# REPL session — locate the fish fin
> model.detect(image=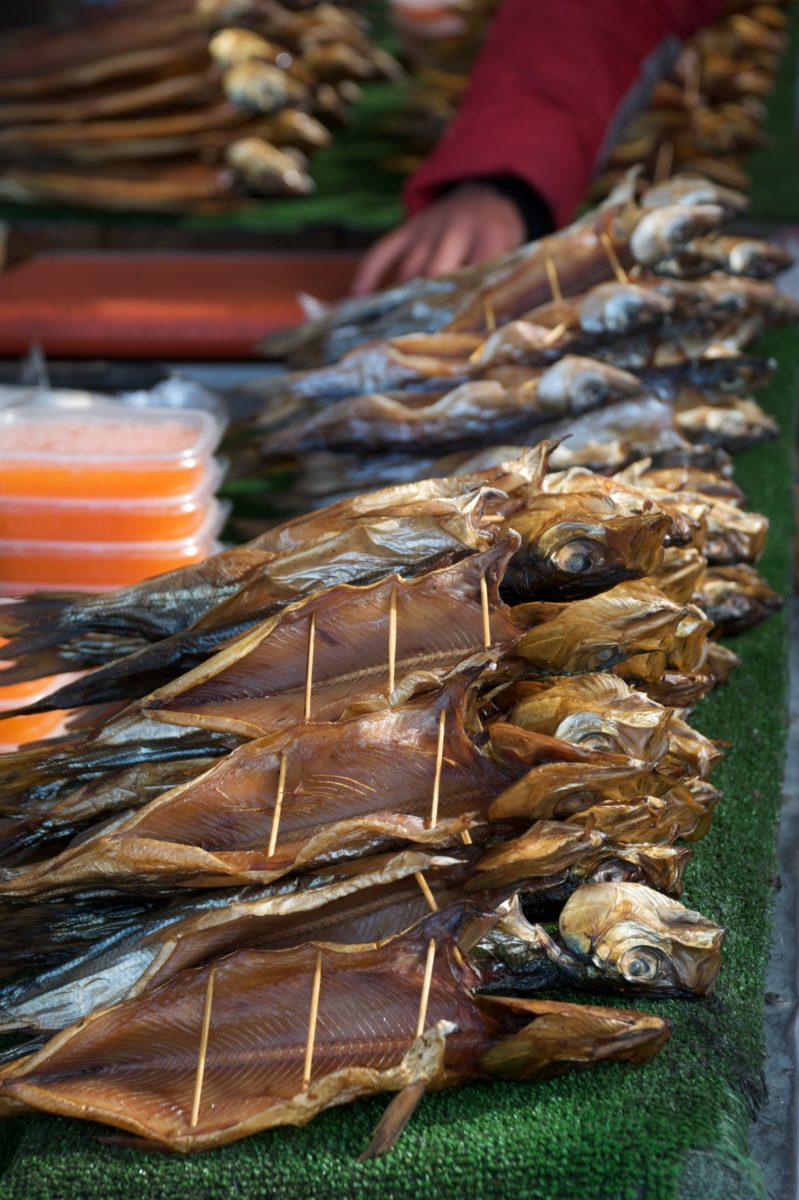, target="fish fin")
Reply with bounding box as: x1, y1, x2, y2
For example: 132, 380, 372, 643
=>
297, 291, 330, 323
0, 592, 80, 639
358, 1079, 427, 1161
